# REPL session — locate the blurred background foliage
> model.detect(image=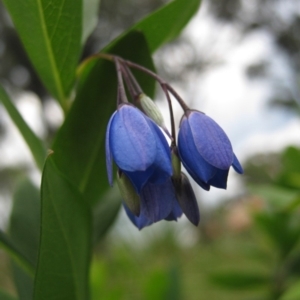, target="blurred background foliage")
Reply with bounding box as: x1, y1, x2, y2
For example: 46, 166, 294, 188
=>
0, 0, 300, 299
